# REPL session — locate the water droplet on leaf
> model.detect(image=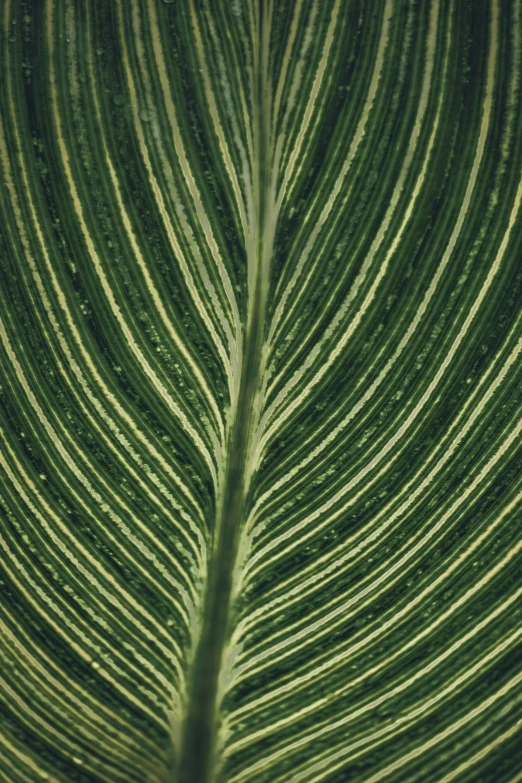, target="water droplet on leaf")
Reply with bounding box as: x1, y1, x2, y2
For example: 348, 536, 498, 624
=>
139, 107, 156, 122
